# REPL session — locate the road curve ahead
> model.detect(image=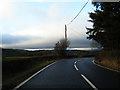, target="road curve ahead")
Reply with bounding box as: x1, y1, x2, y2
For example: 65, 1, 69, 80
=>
16, 57, 120, 89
